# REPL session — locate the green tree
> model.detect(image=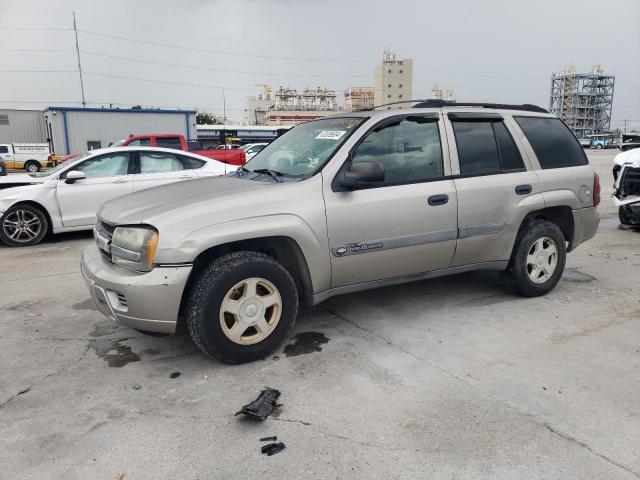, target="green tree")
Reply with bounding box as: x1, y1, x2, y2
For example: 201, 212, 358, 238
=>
131, 105, 143, 110
196, 112, 221, 125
